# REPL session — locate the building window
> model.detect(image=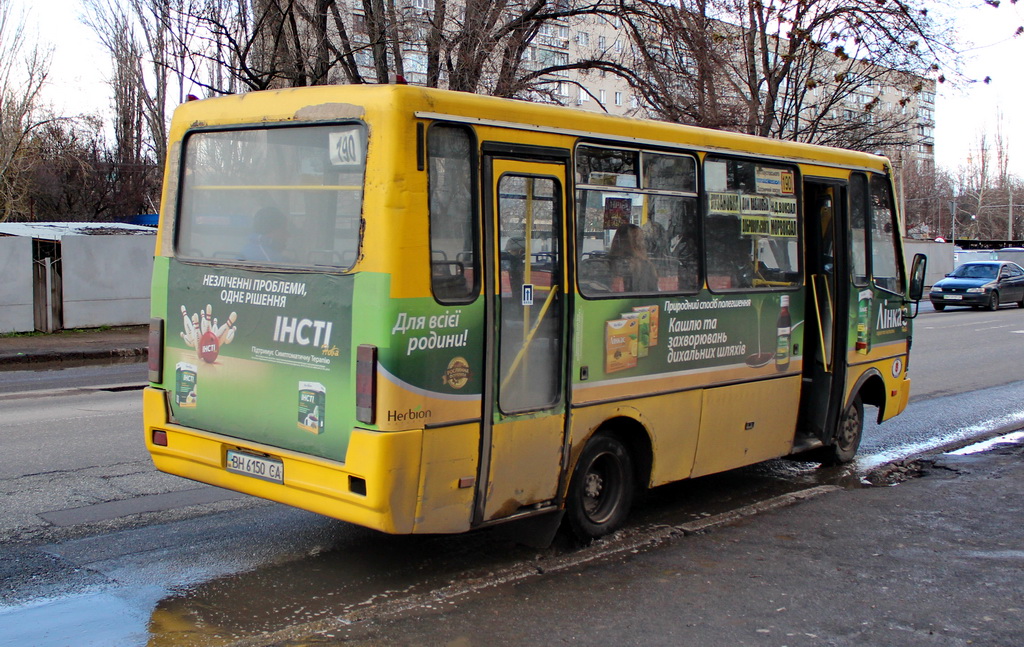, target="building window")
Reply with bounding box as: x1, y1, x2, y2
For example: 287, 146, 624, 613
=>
614, 91, 622, 106
577, 31, 589, 46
